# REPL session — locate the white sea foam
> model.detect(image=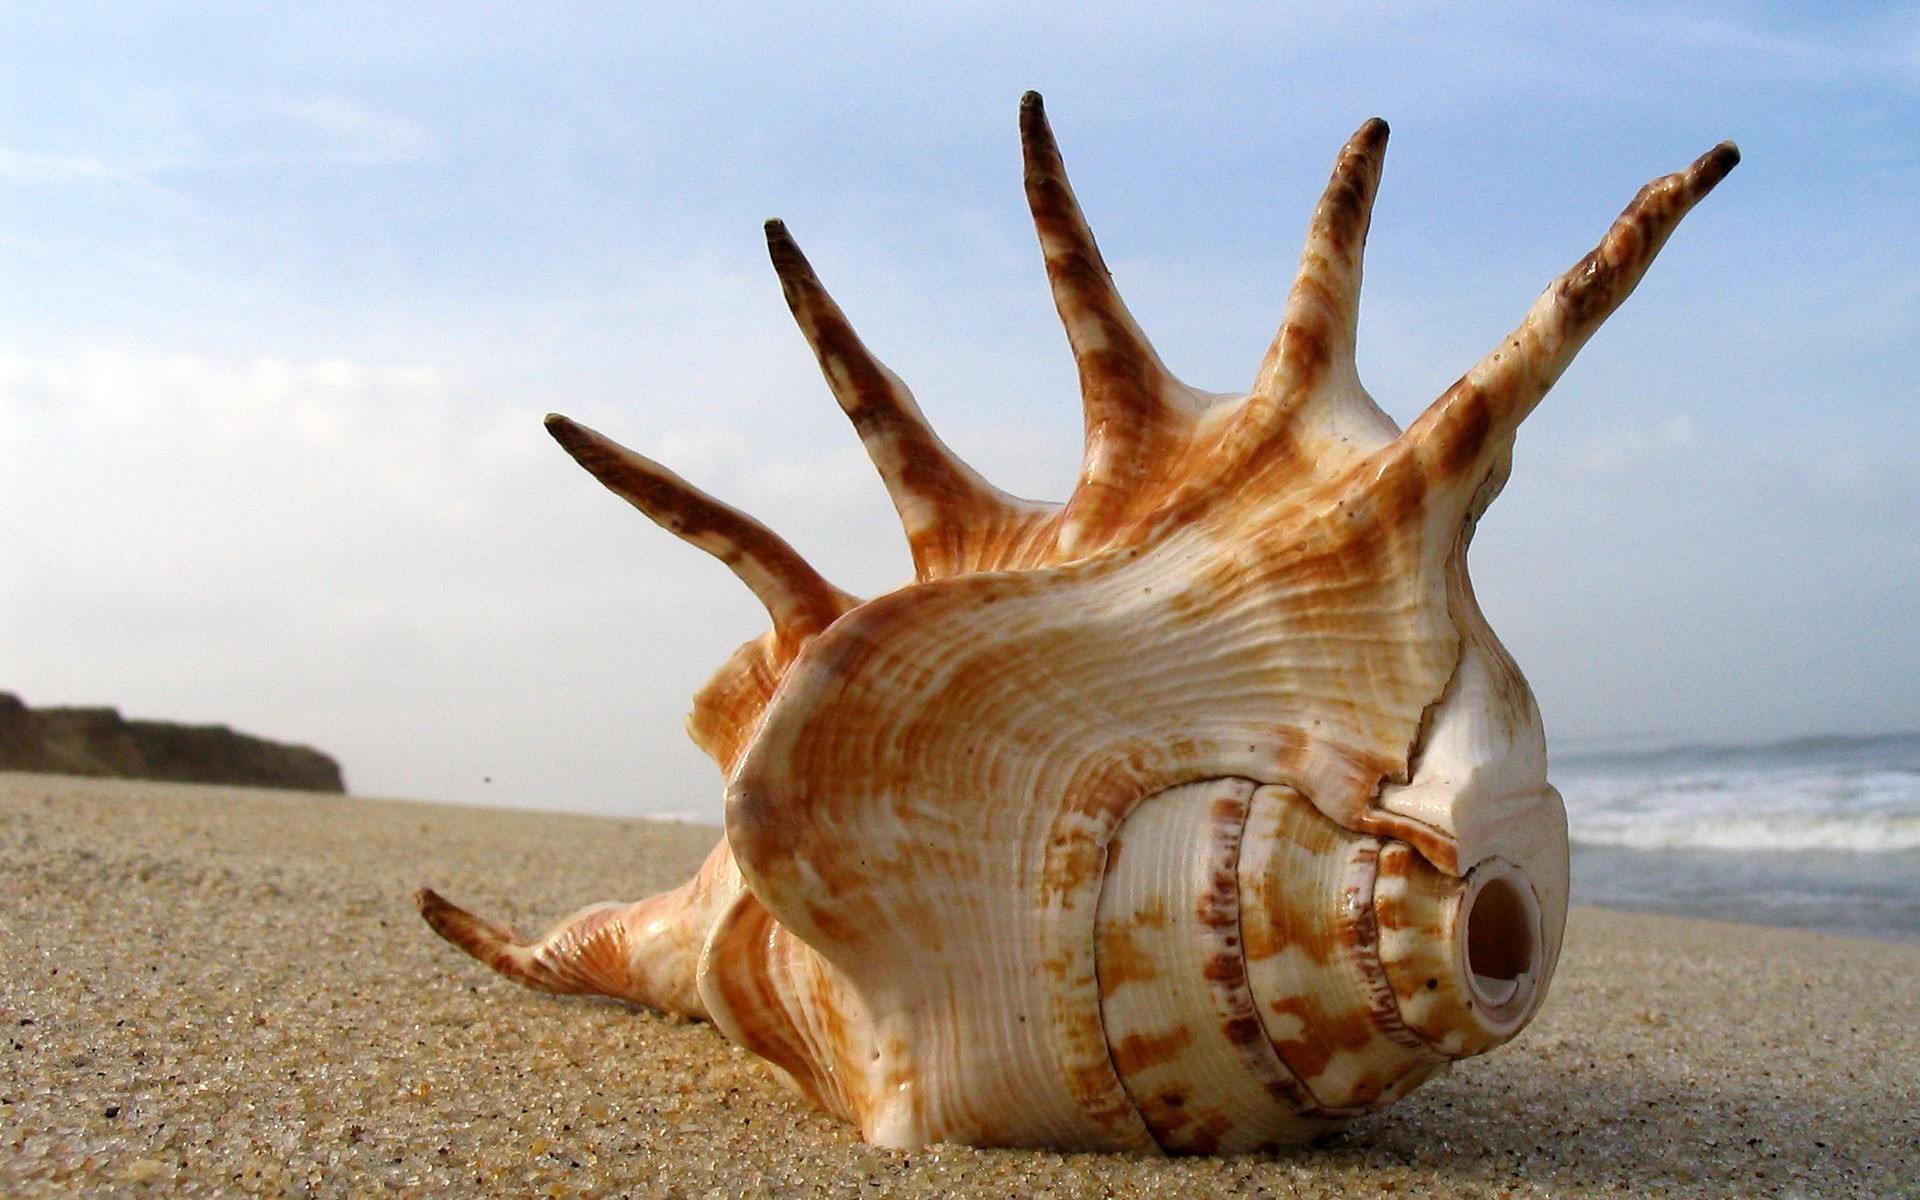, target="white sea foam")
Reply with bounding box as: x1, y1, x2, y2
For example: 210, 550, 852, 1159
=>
1554, 733, 1920, 853
1569, 811, 1920, 852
